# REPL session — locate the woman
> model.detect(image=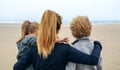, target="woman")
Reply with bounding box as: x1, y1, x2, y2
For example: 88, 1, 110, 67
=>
14, 10, 102, 70
66, 16, 102, 70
